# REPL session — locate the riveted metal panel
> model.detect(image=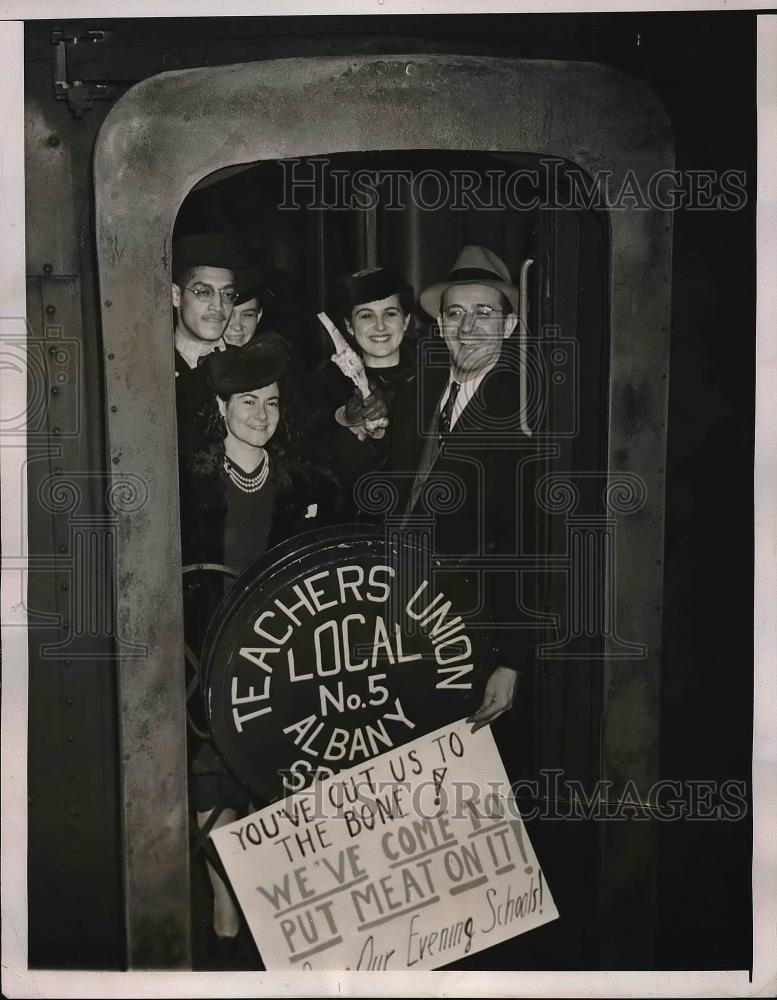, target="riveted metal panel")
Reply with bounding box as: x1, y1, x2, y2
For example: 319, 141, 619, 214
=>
94, 54, 672, 967
26, 272, 125, 967
24, 99, 80, 277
